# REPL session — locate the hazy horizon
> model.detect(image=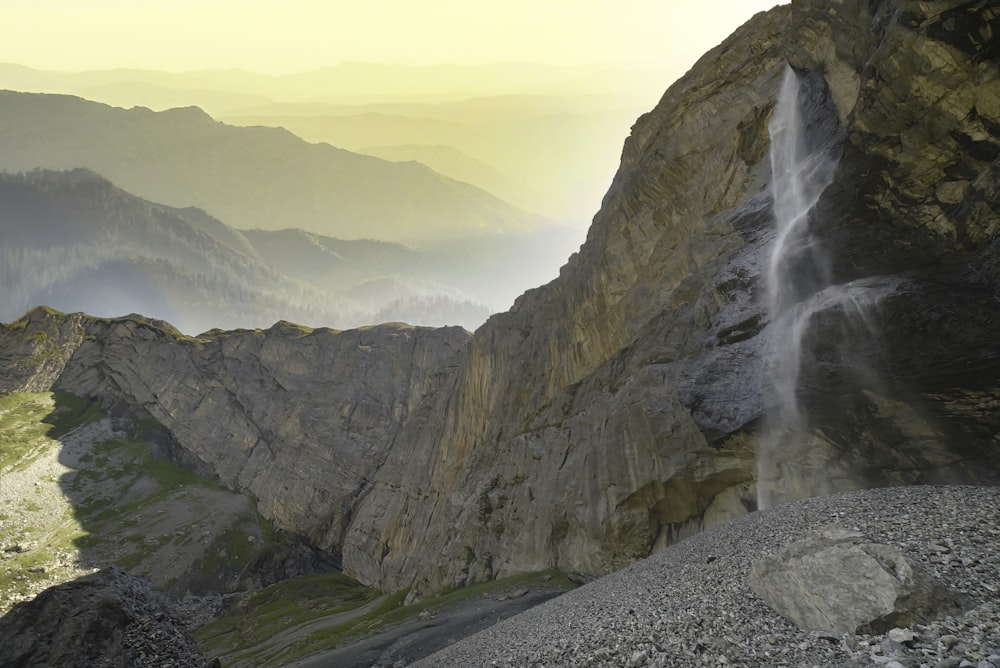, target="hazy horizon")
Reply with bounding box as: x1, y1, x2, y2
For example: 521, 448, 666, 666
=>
2, 2, 781, 77
0, 1, 786, 332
